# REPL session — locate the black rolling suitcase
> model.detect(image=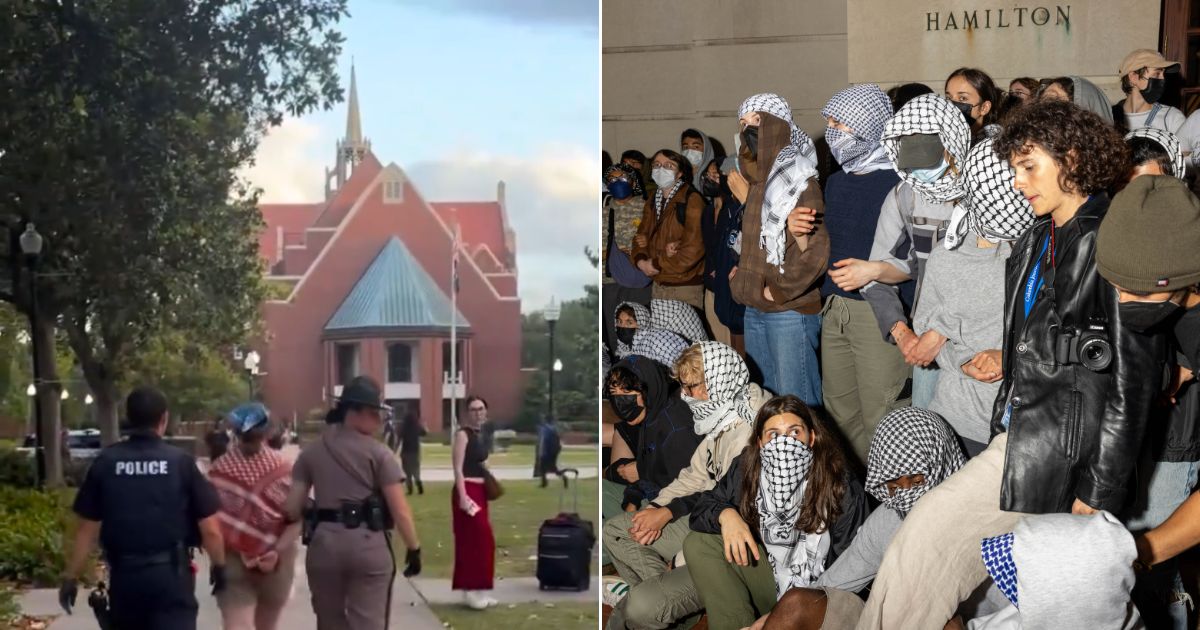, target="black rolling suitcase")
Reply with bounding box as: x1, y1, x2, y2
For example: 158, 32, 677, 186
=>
536, 468, 594, 591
